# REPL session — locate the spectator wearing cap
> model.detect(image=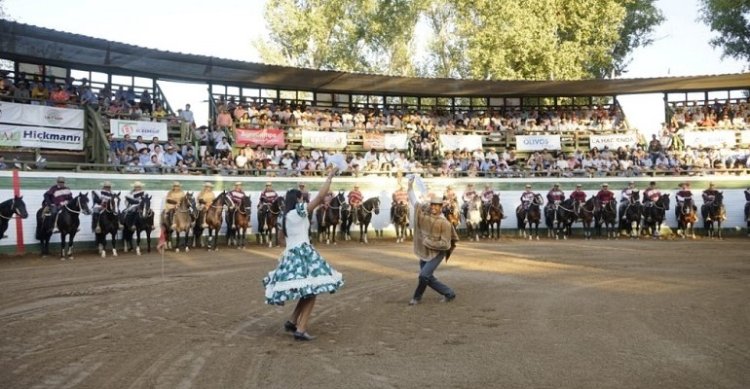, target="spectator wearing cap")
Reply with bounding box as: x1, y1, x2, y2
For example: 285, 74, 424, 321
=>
259, 182, 279, 209
30, 81, 49, 104
162, 145, 183, 173
229, 182, 247, 208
